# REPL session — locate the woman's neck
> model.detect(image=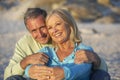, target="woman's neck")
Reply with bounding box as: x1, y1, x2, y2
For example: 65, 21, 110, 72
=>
58, 40, 74, 51
56, 40, 75, 61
